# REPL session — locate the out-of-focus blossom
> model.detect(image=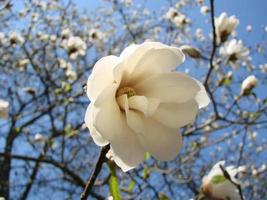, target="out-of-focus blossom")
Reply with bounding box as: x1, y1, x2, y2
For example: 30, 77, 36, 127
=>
200, 6, 210, 15
241, 75, 258, 95
34, 133, 45, 143
0, 32, 5, 45
259, 63, 267, 73
66, 68, 77, 82
246, 25, 252, 32
61, 28, 71, 40
89, 29, 103, 42
123, 0, 132, 6
219, 39, 250, 69
65, 36, 86, 60
16, 59, 29, 71
166, 8, 190, 28
0, 99, 9, 119
215, 12, 239, 44
85, 42, 210, 172
201, 161, 242, 200
58, 58, 71, 69
195, 28, 205, 41
8, 32, 25, 46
